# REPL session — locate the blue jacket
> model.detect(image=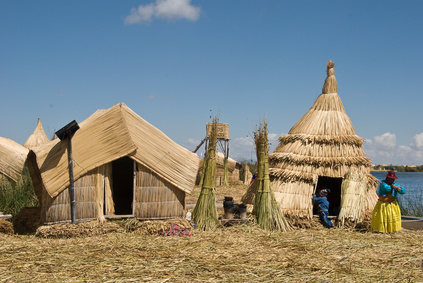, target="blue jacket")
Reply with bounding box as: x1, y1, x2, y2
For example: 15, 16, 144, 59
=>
377, 180, 406, 199
313, 195, 330, 212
